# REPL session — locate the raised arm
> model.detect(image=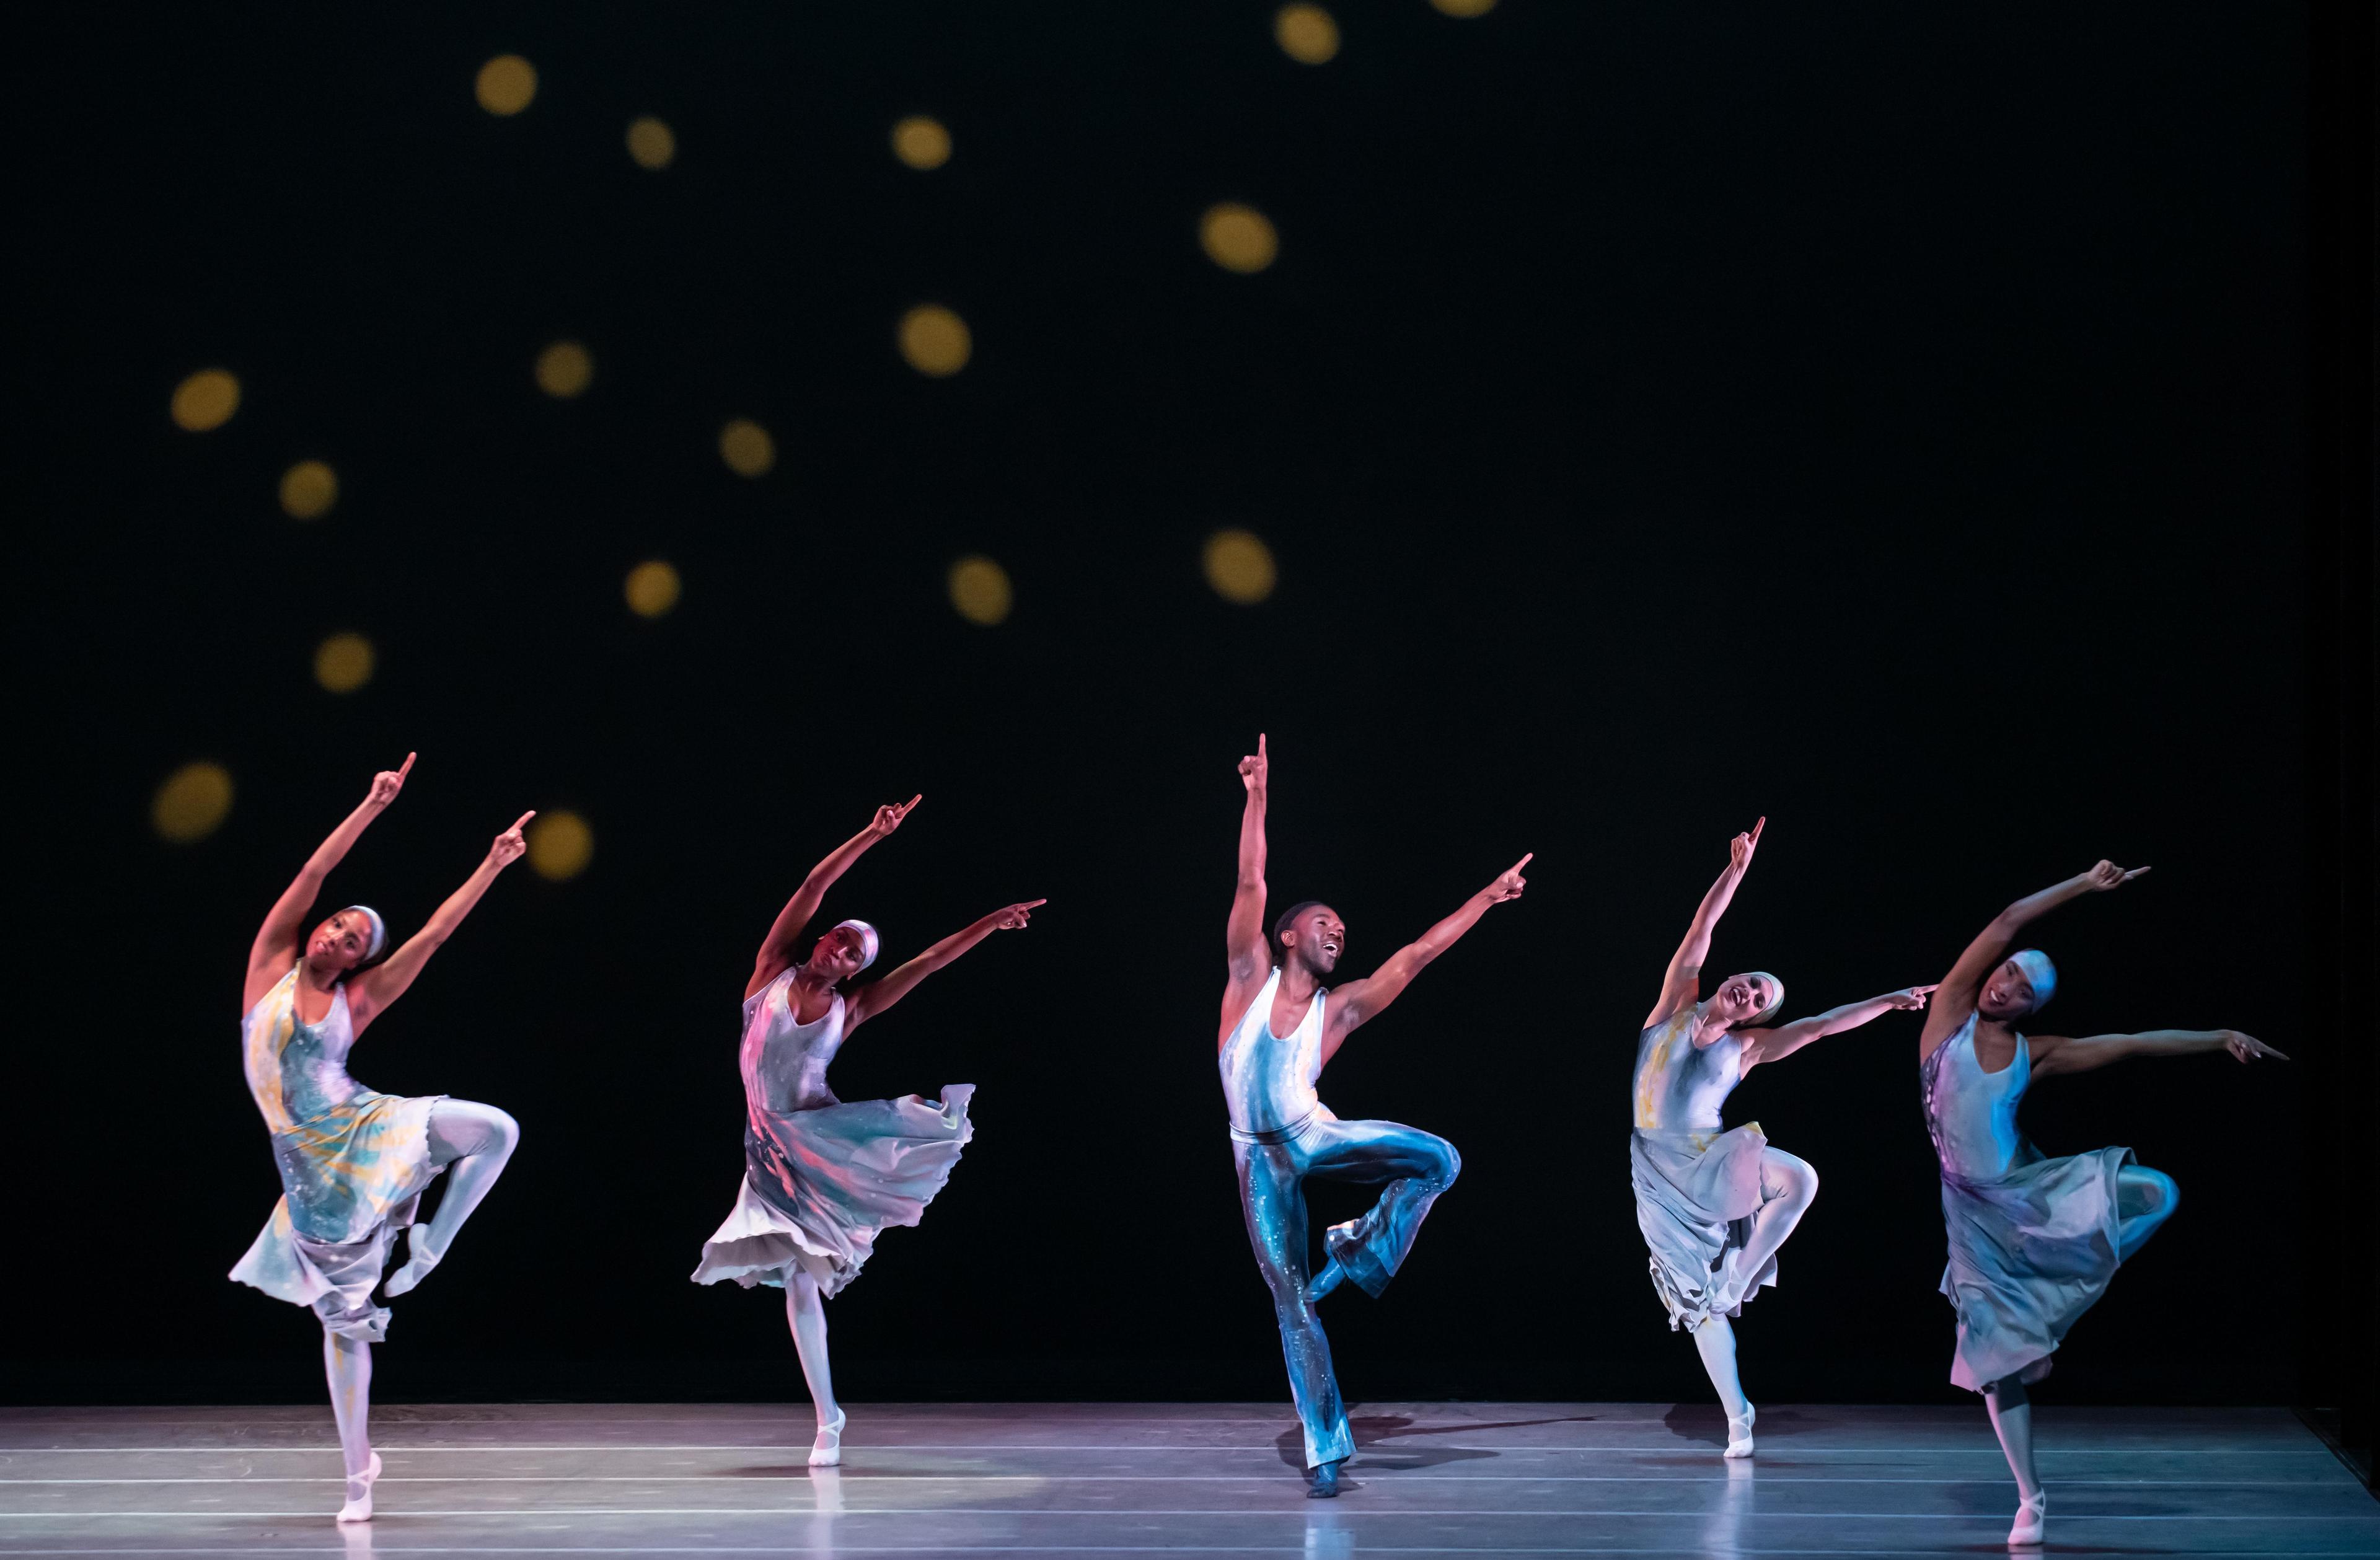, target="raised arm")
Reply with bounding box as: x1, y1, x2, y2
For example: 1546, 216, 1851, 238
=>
1920, 859, 2149, 1051
346, 812, 532, 1034
243, 754, 414, 1009
845, 900, 1042, 1033
1324, 853, 1530, 1059
749, 795, 920, 998
1221, 736, 1271, 1023
2030, 1027, 2288, 1078
1644, 819, 1762, 1031
1739, 985, 1937, 1072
